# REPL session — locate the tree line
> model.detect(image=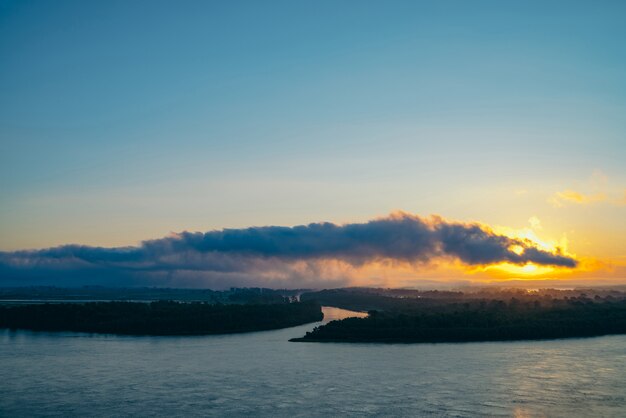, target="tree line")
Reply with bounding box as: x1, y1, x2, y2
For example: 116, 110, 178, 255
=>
293, 290, 626, 343
0, 300, 323, 336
